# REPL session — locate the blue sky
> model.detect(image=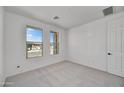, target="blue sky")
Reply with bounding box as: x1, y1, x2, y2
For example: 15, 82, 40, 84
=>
50, 32, 54, 42
27, 27, 43, 42
26, 27, 54, 42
